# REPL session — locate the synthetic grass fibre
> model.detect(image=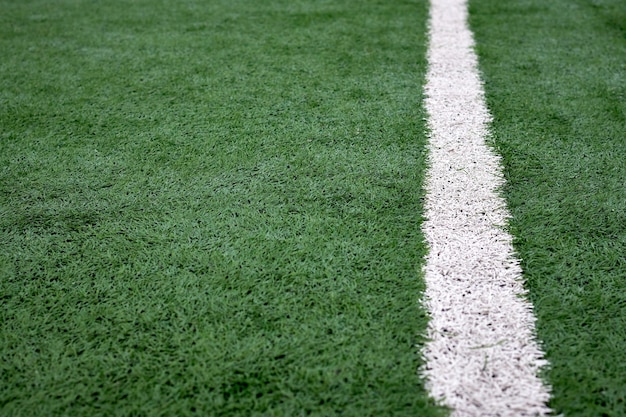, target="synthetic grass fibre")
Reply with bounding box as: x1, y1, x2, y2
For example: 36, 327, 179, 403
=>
470, 0, 626, 415
0, 0, 445, 415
